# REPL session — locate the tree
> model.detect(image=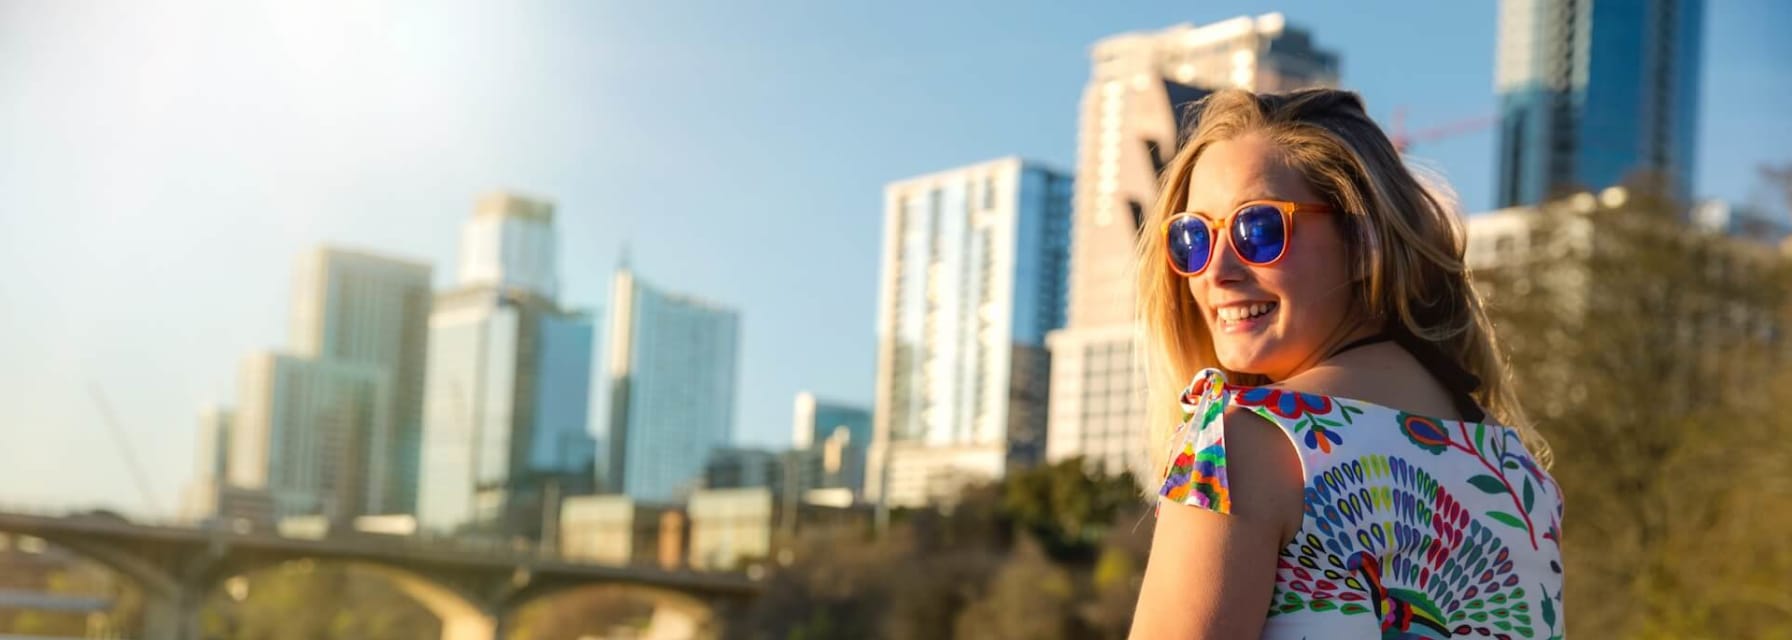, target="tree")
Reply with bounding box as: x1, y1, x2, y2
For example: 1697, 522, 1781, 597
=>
1476, 184, 1792, 637
504, 586, 660, 640
999, 457, 1144, 562
200, 562, 440, 640
952, 537, 1075, 640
